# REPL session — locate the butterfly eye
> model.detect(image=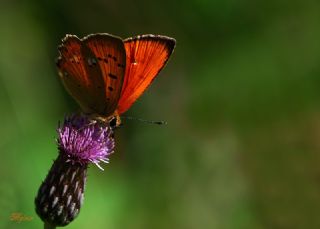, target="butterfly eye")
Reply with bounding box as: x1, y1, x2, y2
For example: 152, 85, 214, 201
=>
109, 117, 117, 129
